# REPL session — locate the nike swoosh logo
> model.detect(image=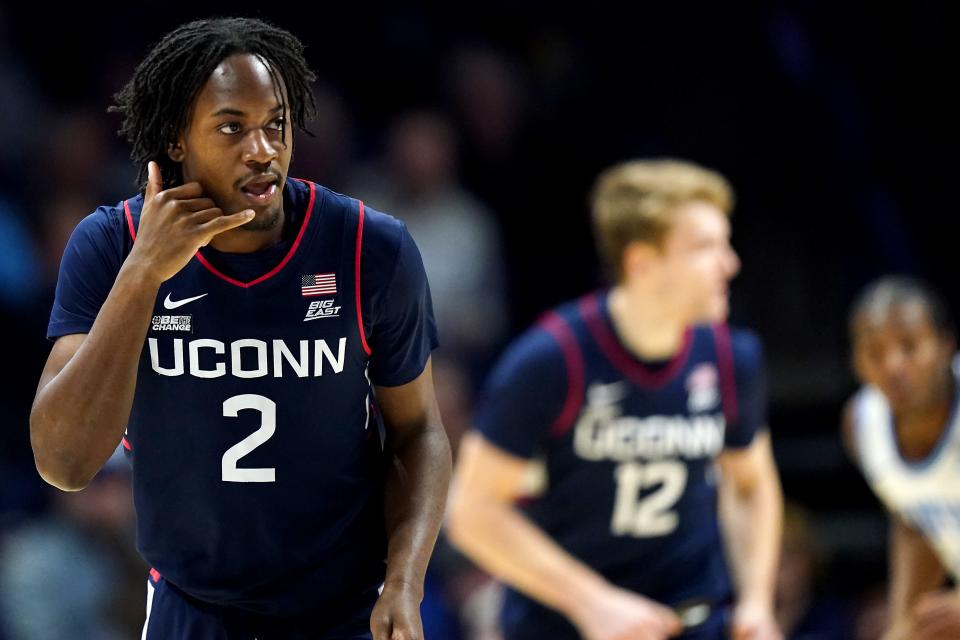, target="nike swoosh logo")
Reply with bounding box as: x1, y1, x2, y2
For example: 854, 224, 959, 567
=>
163, 292, 208, 310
